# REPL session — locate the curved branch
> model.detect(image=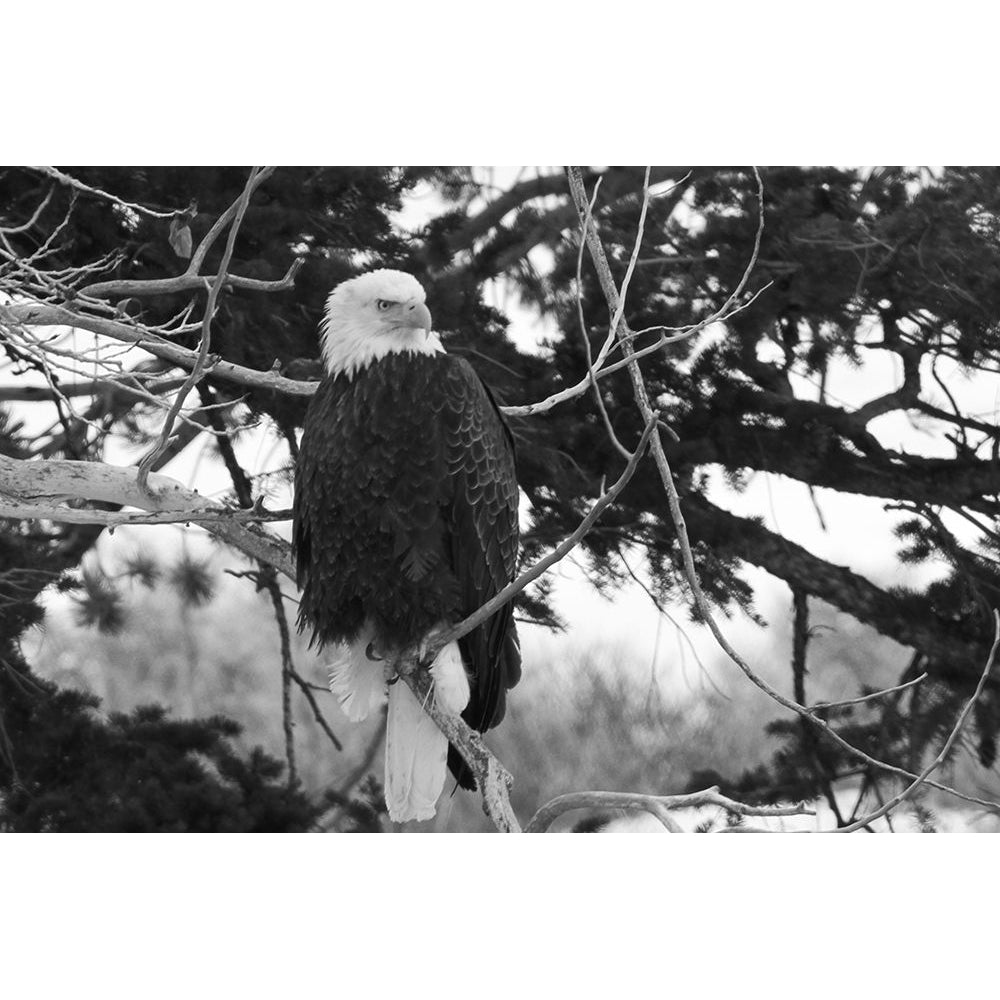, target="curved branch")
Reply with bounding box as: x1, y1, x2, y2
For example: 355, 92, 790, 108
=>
79, 257, 304, 300
525, 786, 814, 833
